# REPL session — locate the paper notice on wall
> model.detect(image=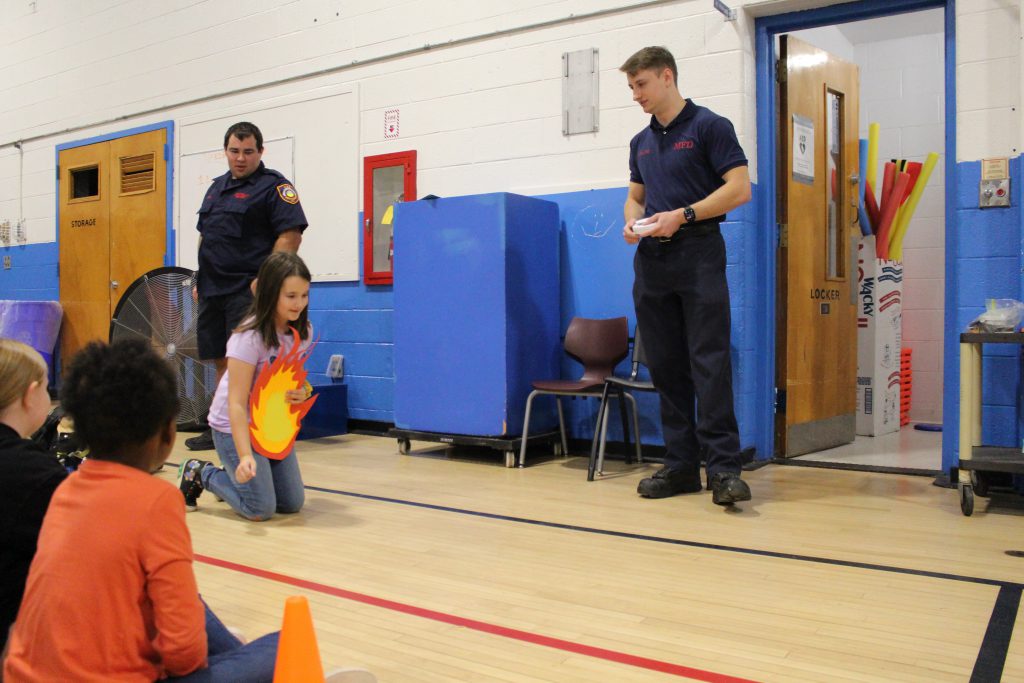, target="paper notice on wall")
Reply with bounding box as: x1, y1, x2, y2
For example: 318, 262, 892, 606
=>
792, 114, 814, 185
385, 109, 400, 139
